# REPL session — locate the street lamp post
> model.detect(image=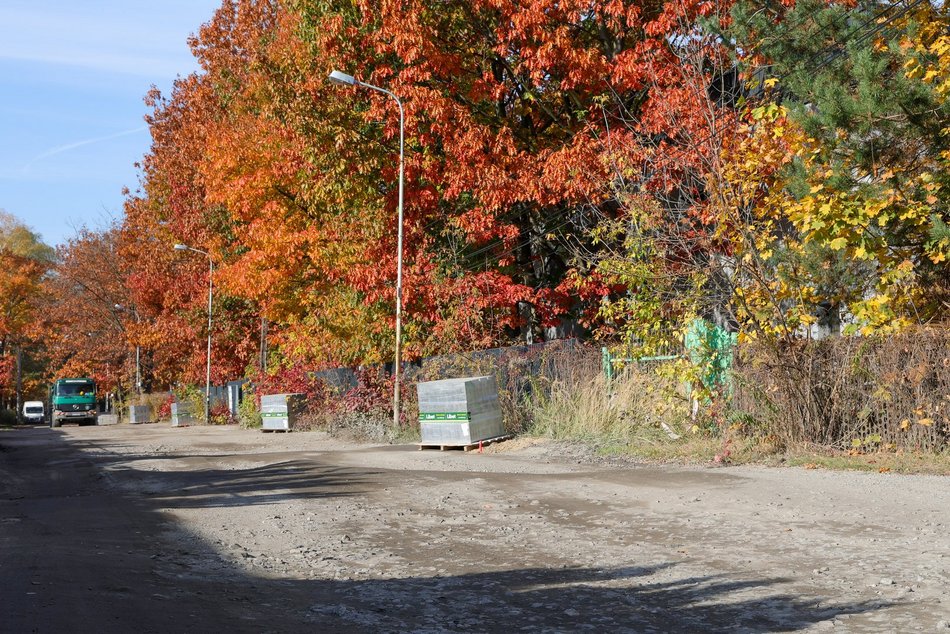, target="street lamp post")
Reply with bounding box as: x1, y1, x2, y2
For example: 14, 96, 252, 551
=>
174, 244, 214, 425
114, 303, 141, 396
329, 69, 405, 429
